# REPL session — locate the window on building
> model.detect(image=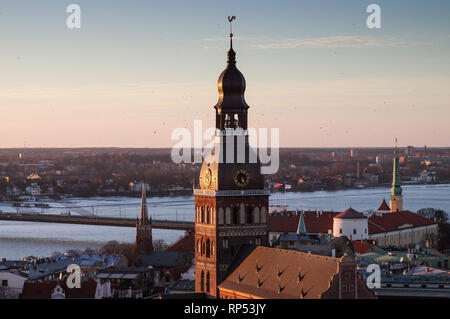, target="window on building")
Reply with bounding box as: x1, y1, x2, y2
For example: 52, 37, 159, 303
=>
206, 238, 211, 258
353, 229, 357, 235
201, 207, 205, 224
206, 207, 210, 224
232, 207, 239, 225
340, 229, 342, 234
255, 238, 261, 246
206, 272, 210, 293
200, 271, 205, 292
246, 207, 252, 224
223, 238, 228, 249
1, 280, 7, 287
